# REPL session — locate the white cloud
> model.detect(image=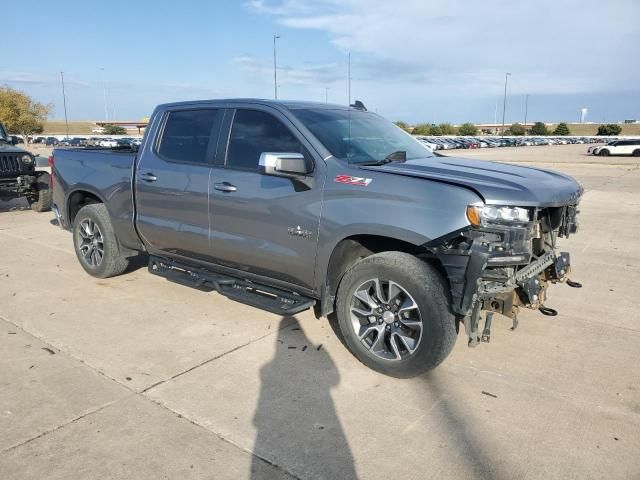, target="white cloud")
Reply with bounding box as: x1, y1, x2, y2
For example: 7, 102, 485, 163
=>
247, 0, 640, 95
